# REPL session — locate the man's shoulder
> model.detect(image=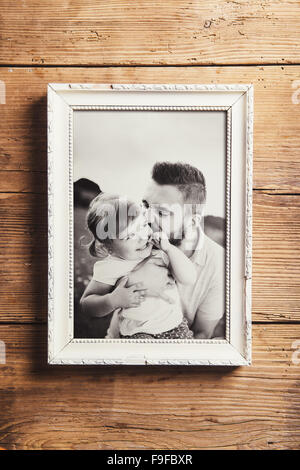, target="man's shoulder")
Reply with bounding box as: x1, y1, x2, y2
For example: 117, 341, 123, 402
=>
202, 234, 225, 269
204, 234, 225, 254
